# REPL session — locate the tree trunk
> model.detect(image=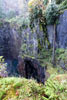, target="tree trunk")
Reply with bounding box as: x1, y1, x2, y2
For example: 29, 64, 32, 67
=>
52, 24, 56, 66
